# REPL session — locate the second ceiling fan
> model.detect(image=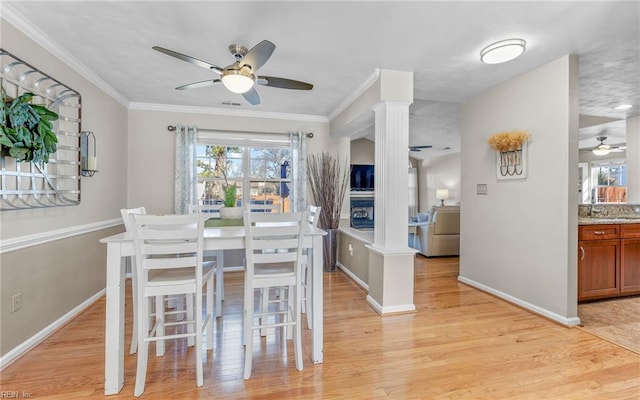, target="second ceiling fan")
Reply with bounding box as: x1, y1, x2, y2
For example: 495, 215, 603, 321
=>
152, 40, 313, 105
590, 136, 626, 156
